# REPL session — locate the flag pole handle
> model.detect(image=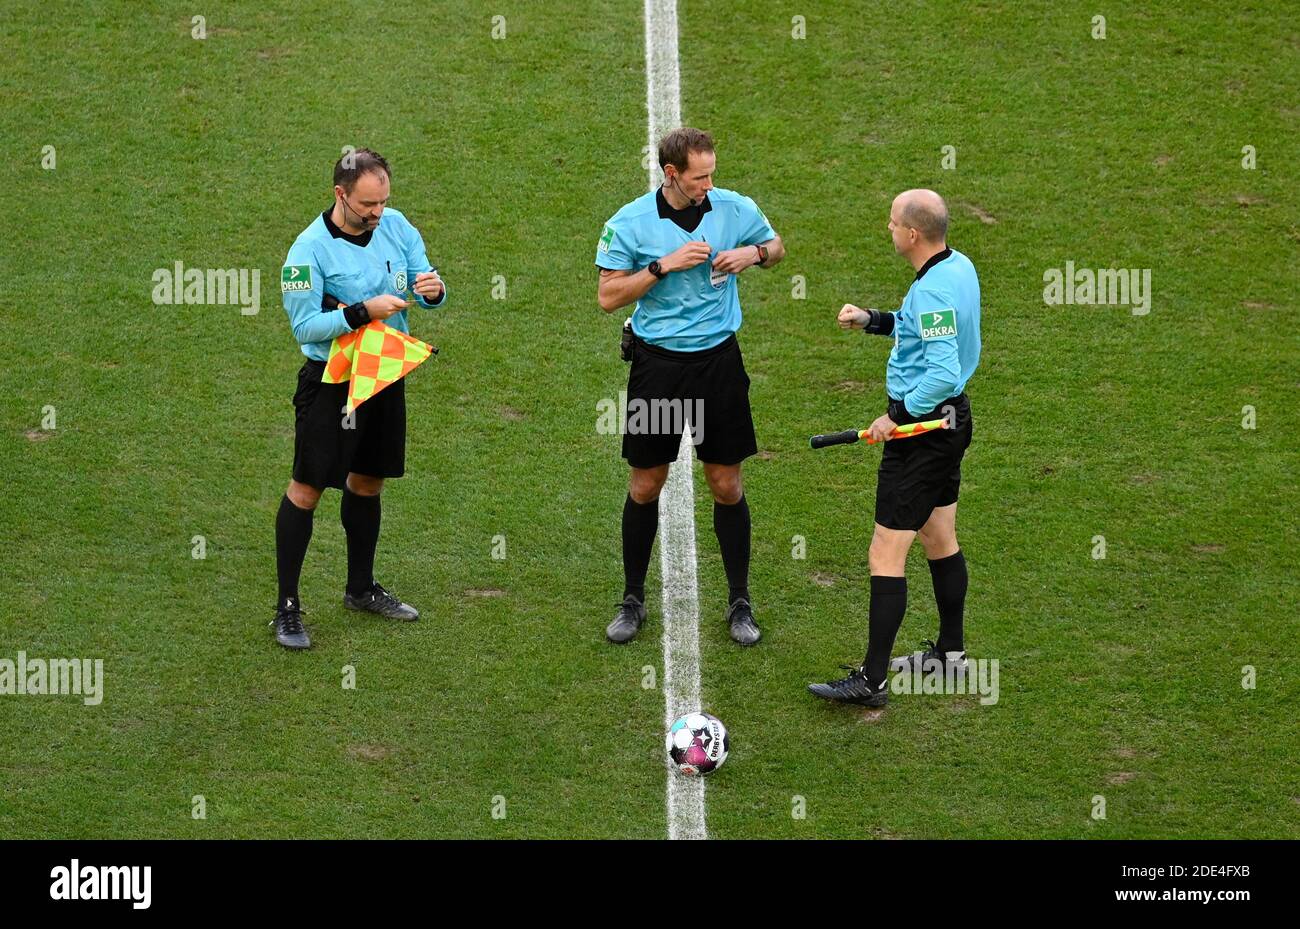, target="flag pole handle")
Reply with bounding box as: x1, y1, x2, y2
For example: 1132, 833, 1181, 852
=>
810, 429, 863, 449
